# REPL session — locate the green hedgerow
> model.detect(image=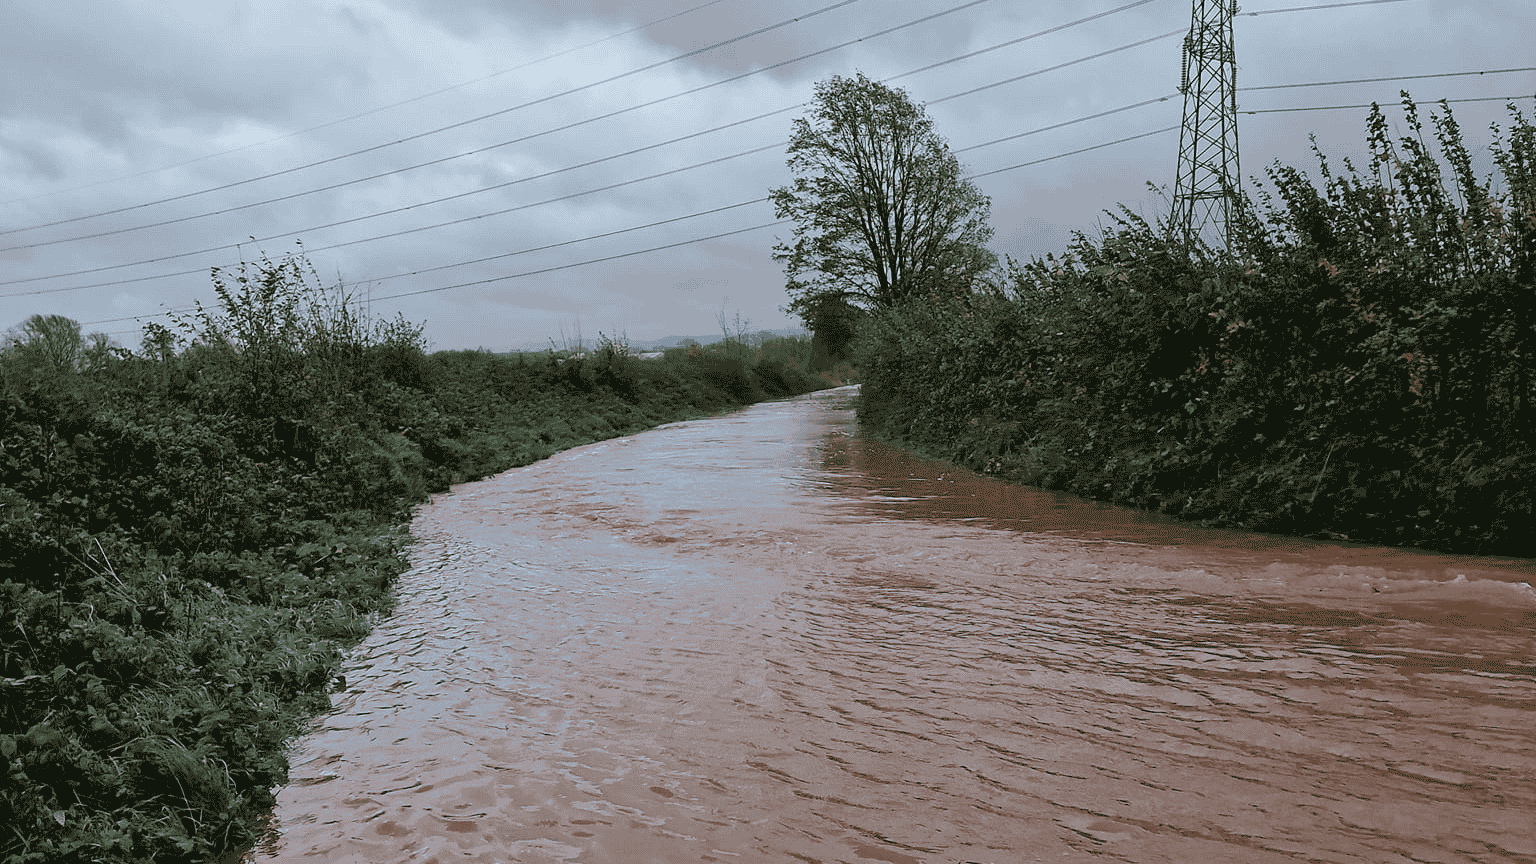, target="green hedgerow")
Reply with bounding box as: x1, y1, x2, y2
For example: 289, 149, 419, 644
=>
1, 248, 835, 863
857, 93, 1535, 554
